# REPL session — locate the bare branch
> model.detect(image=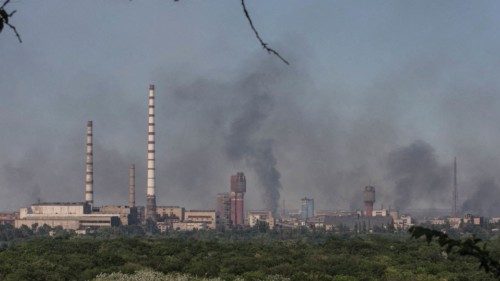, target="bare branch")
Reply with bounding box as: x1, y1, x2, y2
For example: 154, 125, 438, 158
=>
5, 21, 21, 42
241, 0, 289, 65
0, 0, 10, 9
0, 0, 21, 43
